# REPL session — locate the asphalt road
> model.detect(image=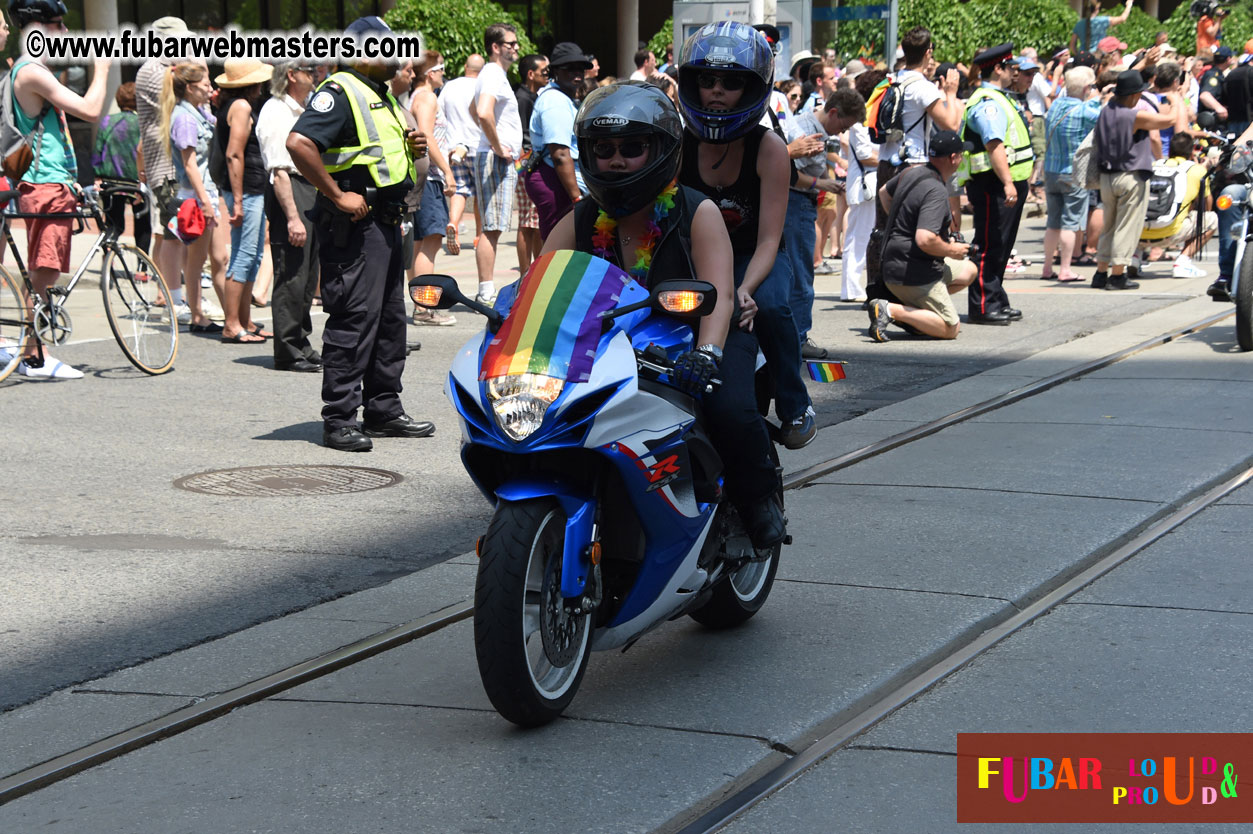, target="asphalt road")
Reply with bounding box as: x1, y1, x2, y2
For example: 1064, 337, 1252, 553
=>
0, 213, 1219, 712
